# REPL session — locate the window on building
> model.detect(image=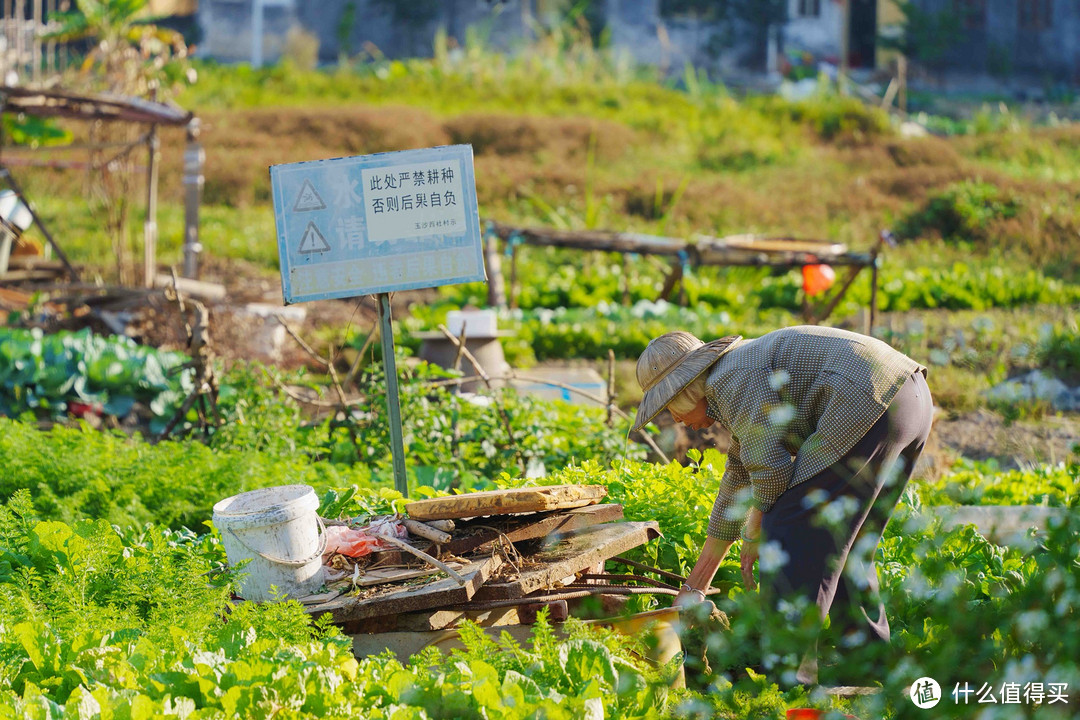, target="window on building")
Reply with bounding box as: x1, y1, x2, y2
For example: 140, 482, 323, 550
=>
1018, 0, 1052, 29
952, 0, 986, 29
796, 0, 821, 17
